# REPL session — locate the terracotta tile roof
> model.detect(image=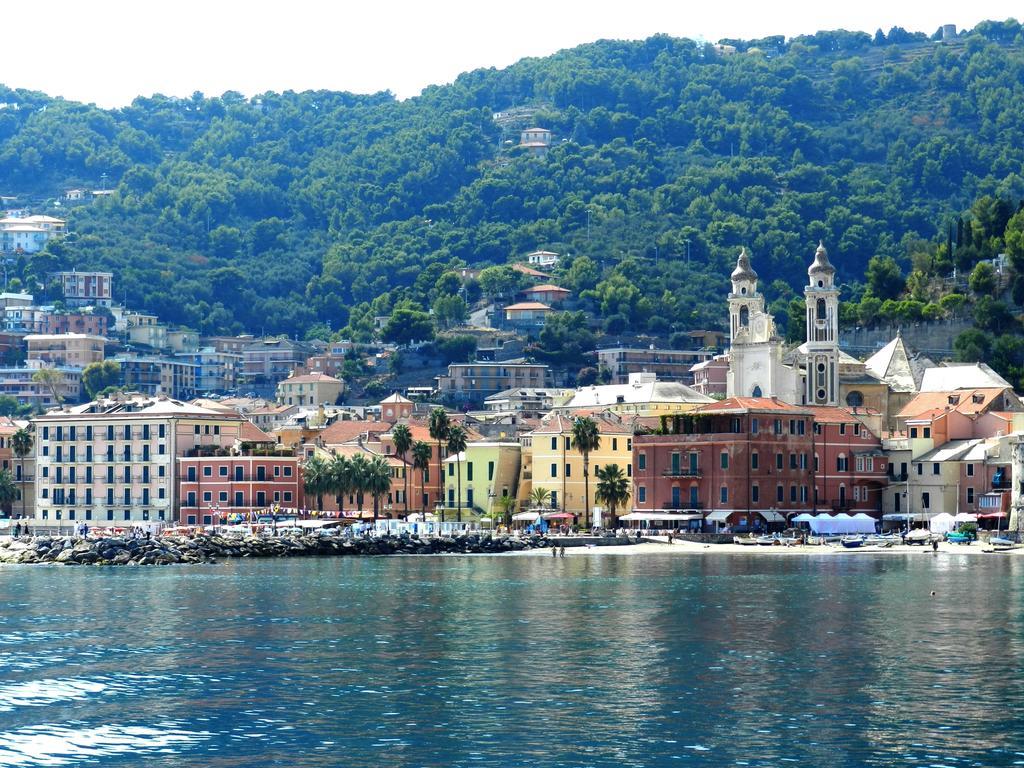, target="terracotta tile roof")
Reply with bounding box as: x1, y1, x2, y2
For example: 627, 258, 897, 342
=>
381, 418, 482, 444
897, 388, 1009, 420
320, 420, 388, 445
805, 405, 881, 423
530, 411, 634, 435
240, 421, 275, 442
504, 302, 553, 311
279, 372, 342, 385
511, 264, 552, 279
696, 397, 810, 414
523, 284, 569, 293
